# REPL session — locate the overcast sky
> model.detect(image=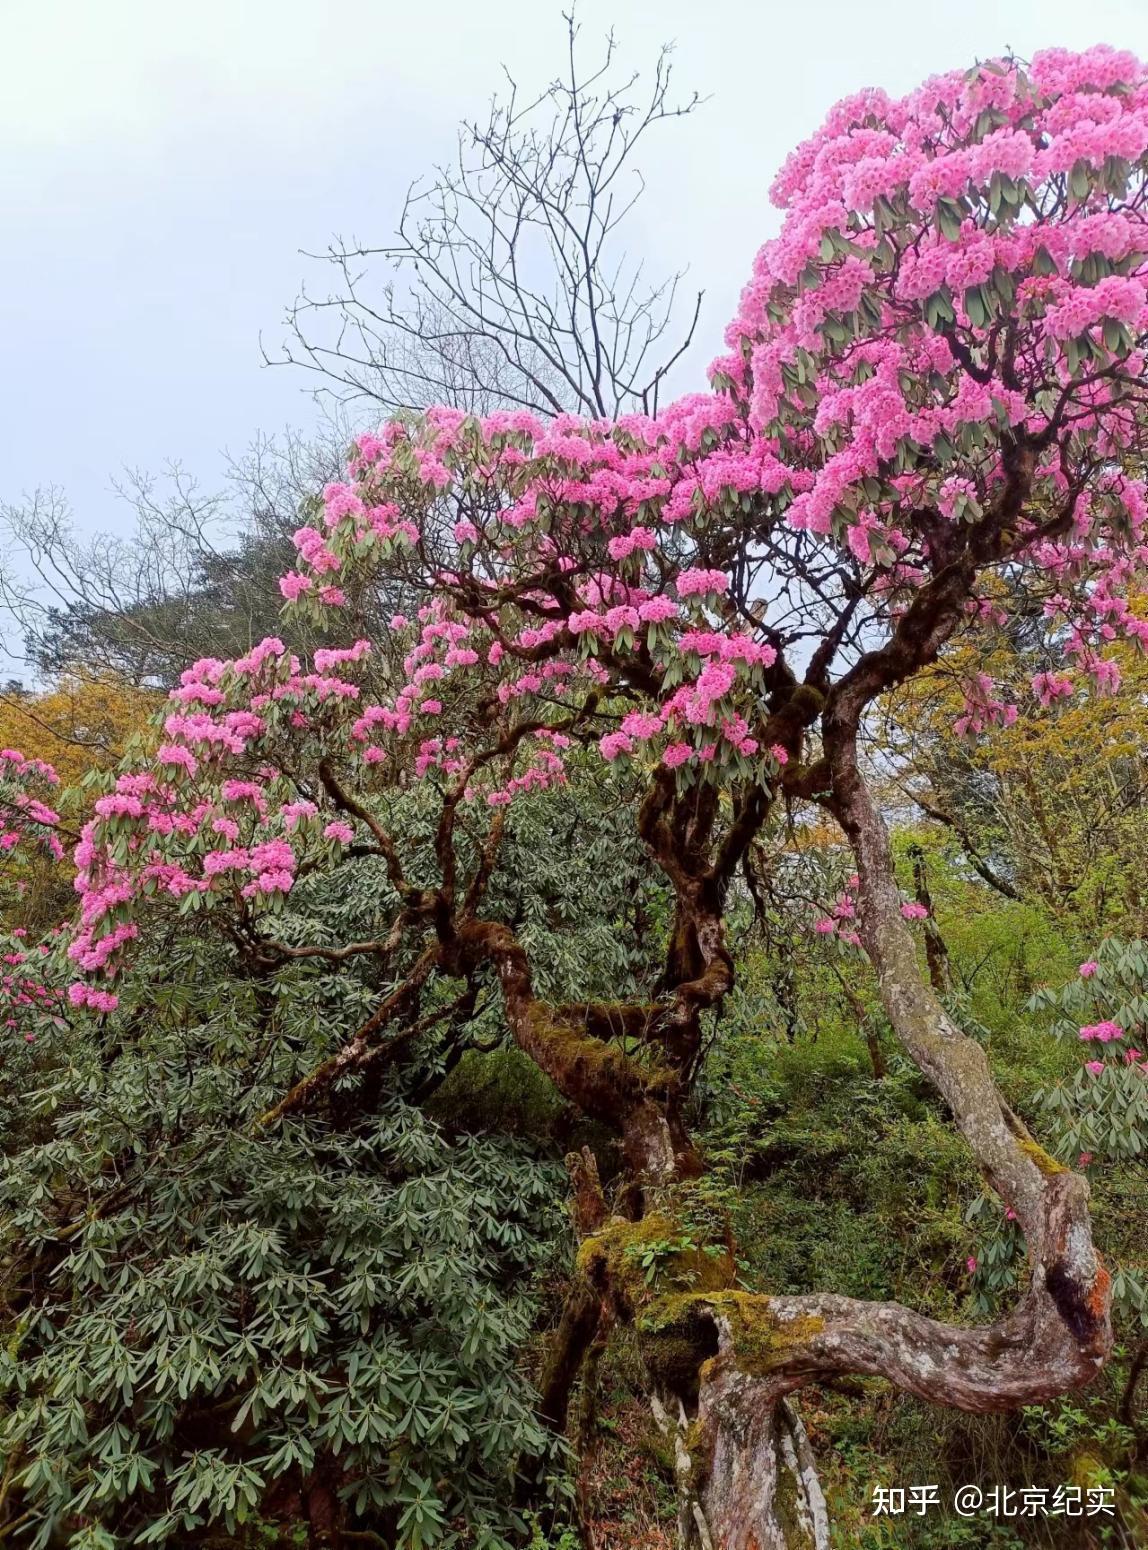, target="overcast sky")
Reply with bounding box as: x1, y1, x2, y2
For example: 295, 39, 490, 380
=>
4, 0, 1148, 557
